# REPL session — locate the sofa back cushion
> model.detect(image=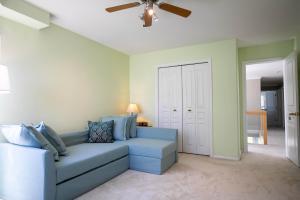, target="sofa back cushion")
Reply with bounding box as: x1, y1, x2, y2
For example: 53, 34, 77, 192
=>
101, 116, 130, 141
